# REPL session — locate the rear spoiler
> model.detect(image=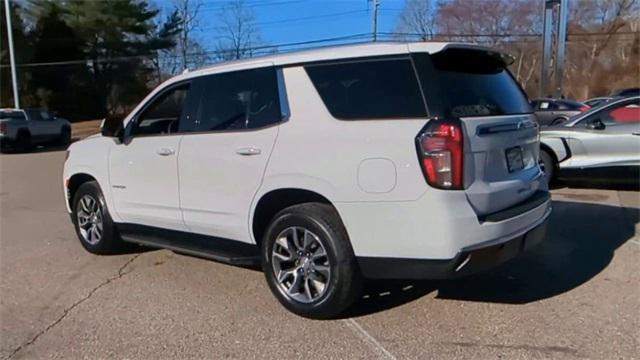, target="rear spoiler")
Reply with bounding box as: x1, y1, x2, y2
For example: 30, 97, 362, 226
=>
409, 42, 515, 66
